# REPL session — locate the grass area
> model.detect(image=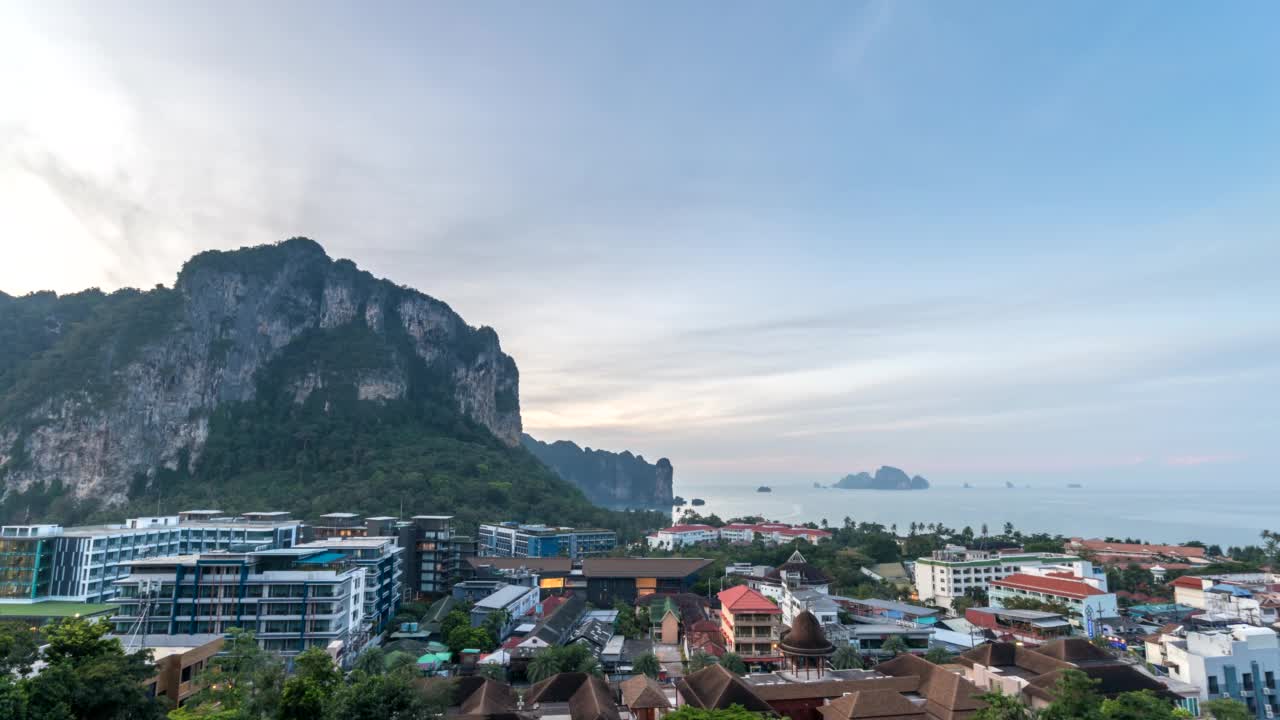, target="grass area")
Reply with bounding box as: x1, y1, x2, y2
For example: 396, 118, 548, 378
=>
0, 601, 118, 618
